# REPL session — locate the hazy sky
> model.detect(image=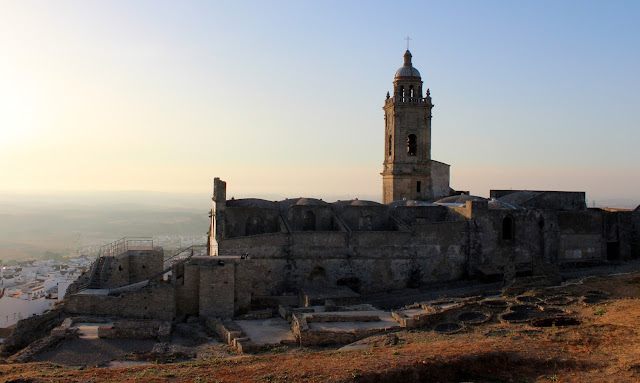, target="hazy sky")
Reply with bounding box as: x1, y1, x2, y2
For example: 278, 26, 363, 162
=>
1, 1, 638, 205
